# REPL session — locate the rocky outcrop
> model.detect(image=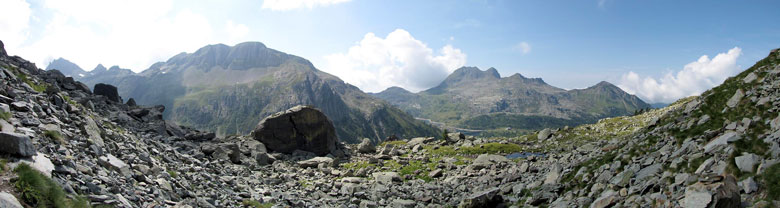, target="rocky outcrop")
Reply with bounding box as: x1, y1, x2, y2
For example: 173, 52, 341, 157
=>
252, 105, 340, 156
